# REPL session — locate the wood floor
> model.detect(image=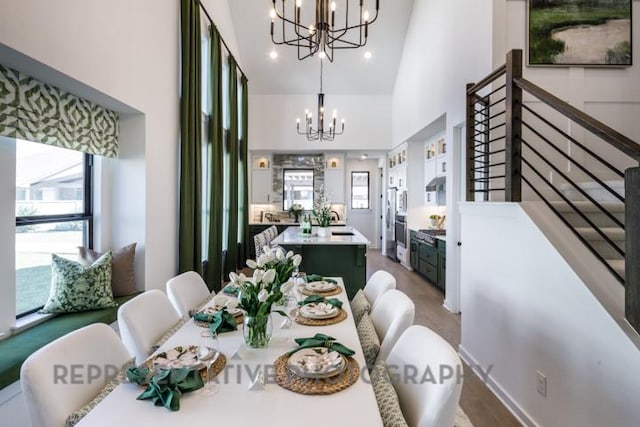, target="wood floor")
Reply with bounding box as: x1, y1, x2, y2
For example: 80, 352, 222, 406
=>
366, 249, 522, 427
